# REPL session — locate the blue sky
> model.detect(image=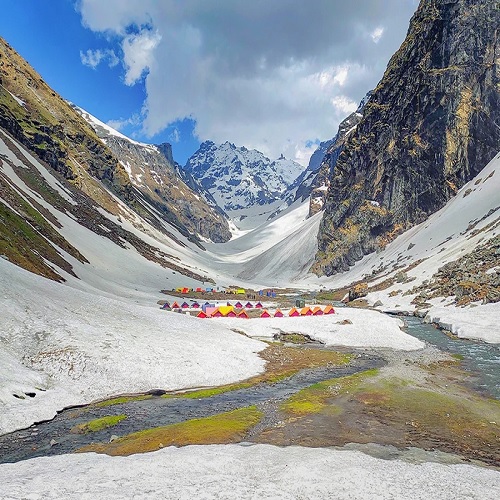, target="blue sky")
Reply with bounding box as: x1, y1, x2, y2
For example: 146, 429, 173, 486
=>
0, 0, 418, 166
